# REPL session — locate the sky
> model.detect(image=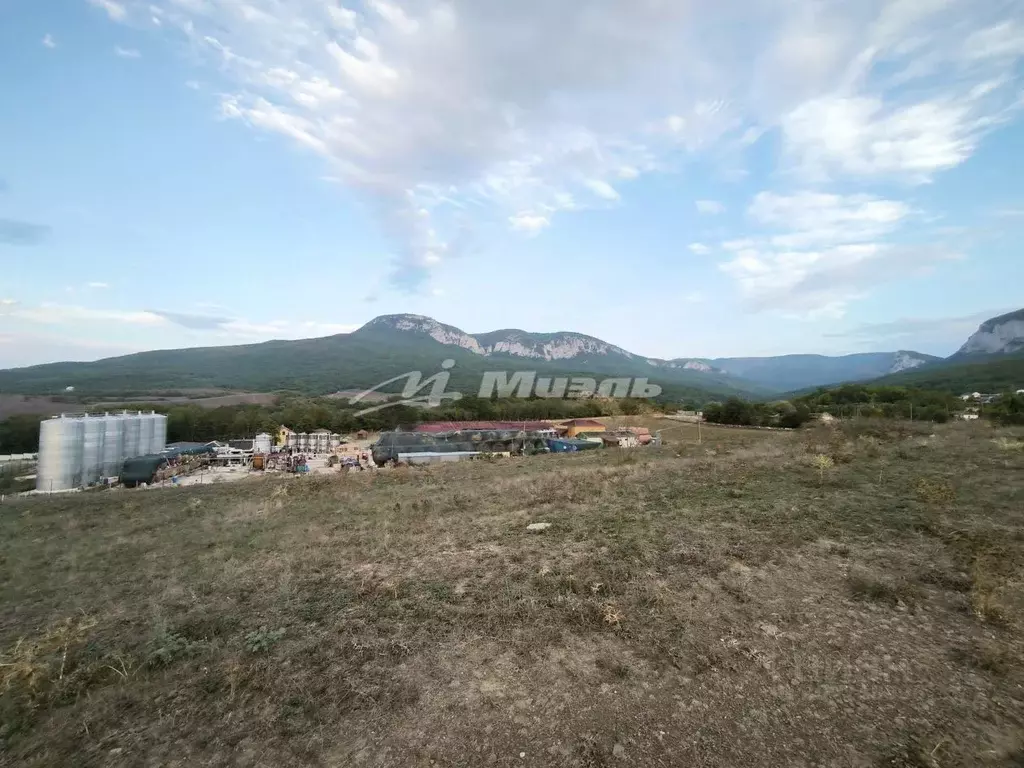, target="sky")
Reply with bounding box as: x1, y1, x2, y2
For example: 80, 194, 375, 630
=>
1, 0, 1023, 369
